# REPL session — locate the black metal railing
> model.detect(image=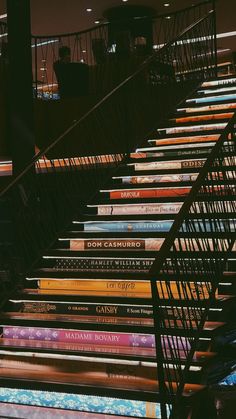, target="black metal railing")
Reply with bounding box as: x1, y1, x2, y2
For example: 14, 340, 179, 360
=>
31, 0, 215, 99
148, 115, 236, 418
0, 10, 216, 306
